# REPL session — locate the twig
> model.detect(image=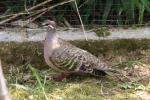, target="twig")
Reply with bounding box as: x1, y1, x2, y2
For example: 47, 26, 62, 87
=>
1, 9, 11, 16
38, 0, 75, 16
23, 11, 47, 27
0, 0, 74, 25
27, 0, 52, 12
30, 11, 47, 22
0, 13, 29, 19
47, 0, 75, 11
79, 0, 89, 8
0, 0, 52, 25
0, 14, 19, 25
24, 0, 30, 14
100, 83, 105, 96
27, 0, 75, 14
23, 0, 75, 26
26, 10, 42, 19
74, 0, 88, 41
